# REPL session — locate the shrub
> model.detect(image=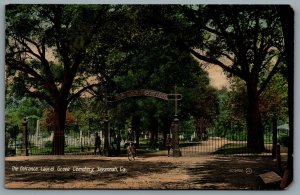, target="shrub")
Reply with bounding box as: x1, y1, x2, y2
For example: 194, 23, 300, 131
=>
279, 135, 289, 147
44, 141, 52, 148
